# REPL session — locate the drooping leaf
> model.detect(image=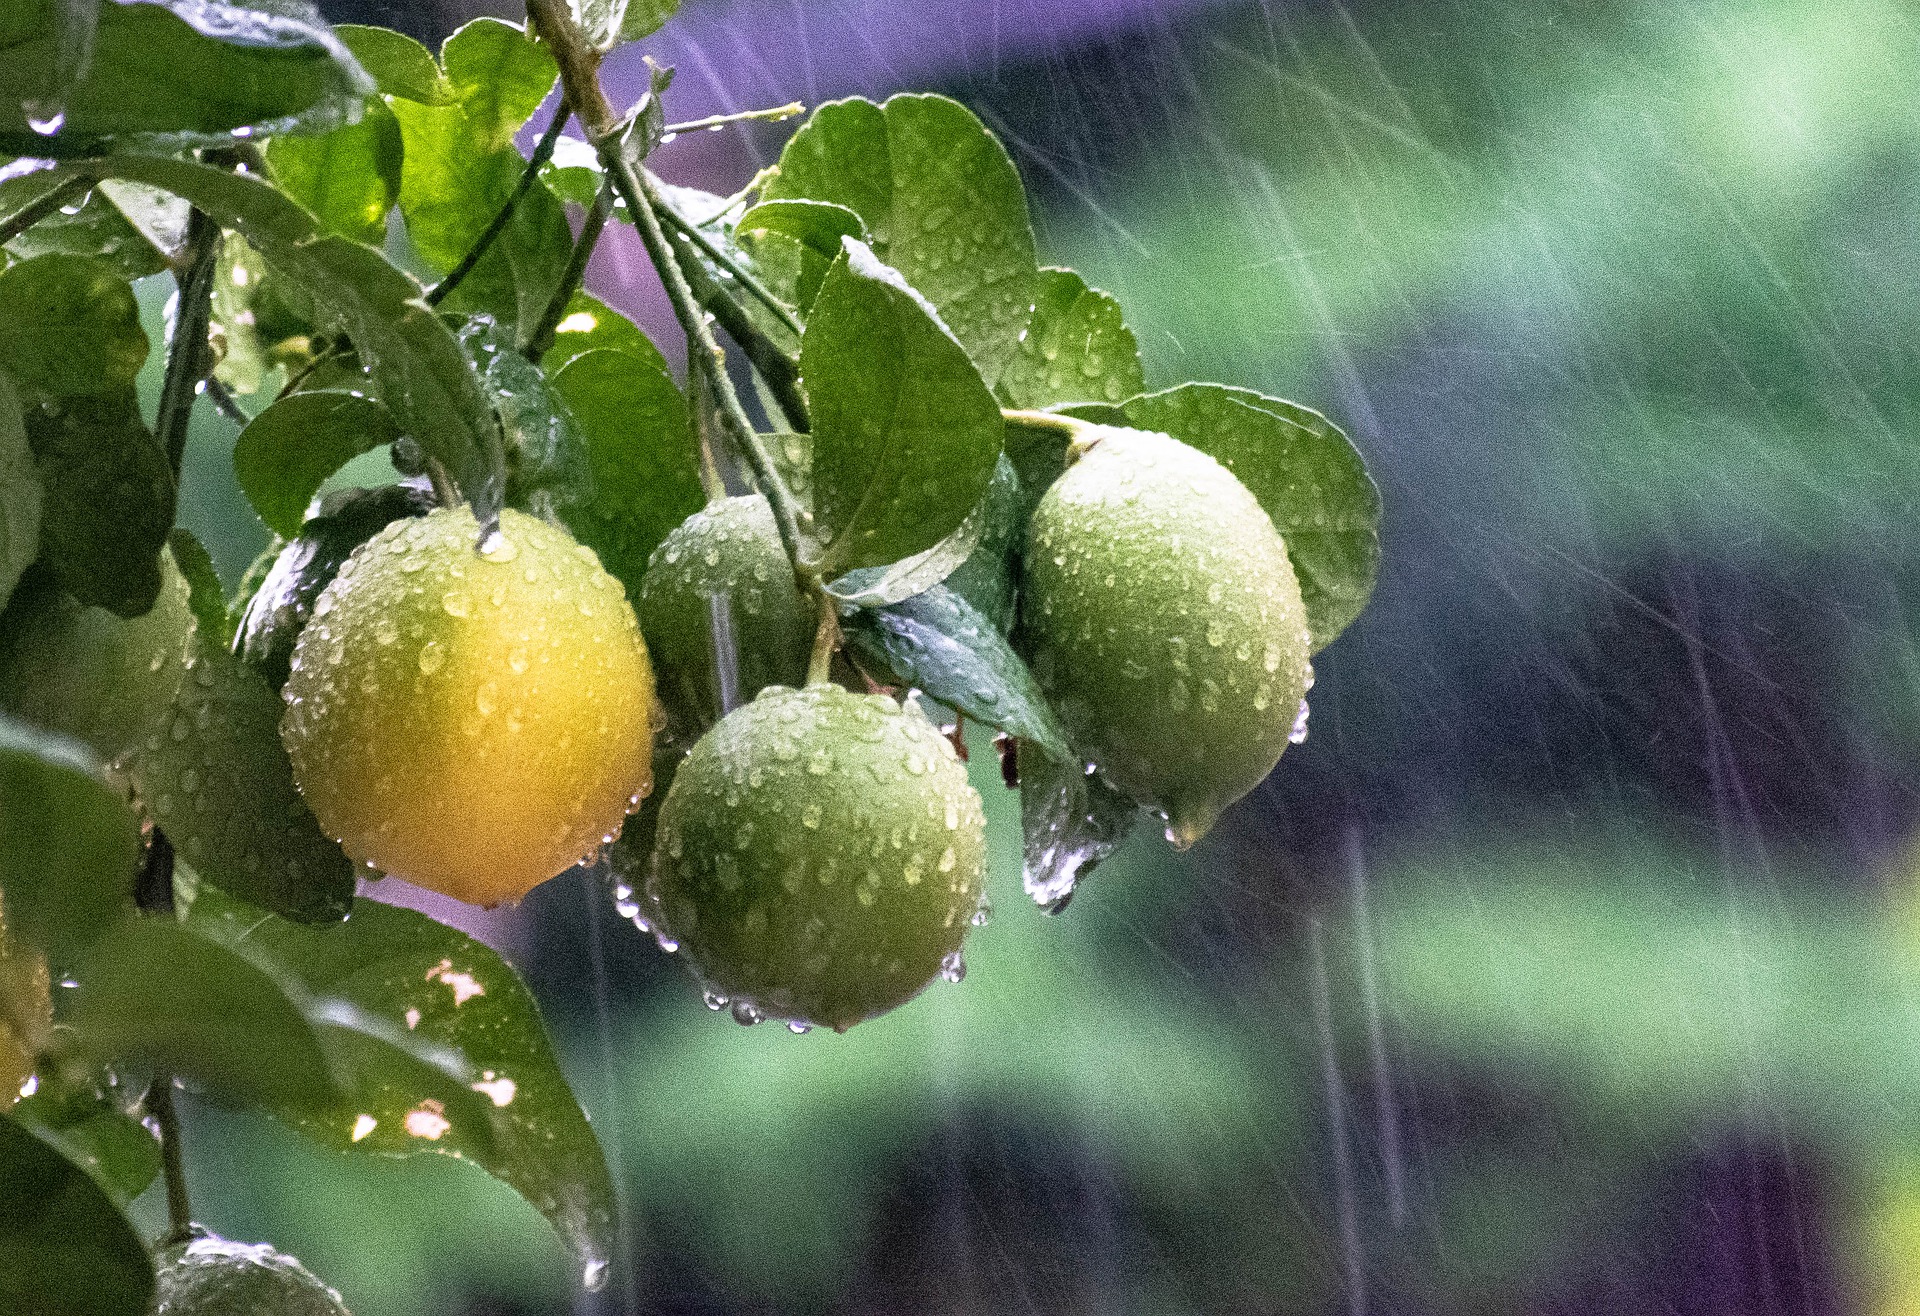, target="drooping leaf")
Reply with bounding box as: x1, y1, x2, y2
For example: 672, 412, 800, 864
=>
1122, 384, 1381, 651
842, 585, 1070, 761
801, 240, 1002, 572
266, 98, 404, 244
0, 1117, 154, 1316
458, 316, 593, 519
333, 23, 452, 105
69, 157, 506, 524
0, 0, 370, 144
165, 528, 231, 650
548, 347, 703, 600
27, 388, 173, 618
440, 17, 557, 151
939, 453, 1021, 632
0, 374, 41, 613
236, 483, 435, 690
539, 289, 667, 375
234, 389, 401, 539
0, 254, 147, 397
825, 495, 985, 609
184, 886, 619, 1284
10, 1078, 160, 1209
1018, 740, 1136, 913
998, 267, 1144, 411
0, 713, 139, 974
126, 635, 355, 924
764, 94, 1036, 385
